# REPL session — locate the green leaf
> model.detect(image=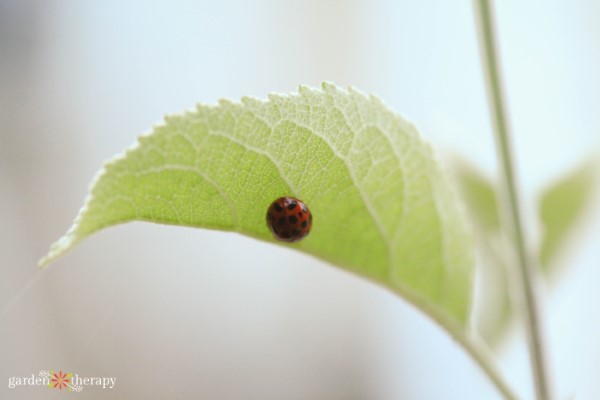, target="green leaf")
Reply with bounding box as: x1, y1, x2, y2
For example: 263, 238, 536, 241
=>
451, 160, 511, 344
453, 160, 500, 233
40, 83, 473, 326
539, 160, 596, 269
